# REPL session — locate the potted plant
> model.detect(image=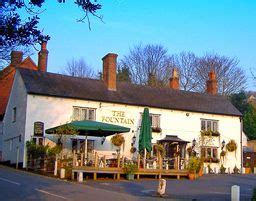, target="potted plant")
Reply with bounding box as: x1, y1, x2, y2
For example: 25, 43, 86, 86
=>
152, 127, 162, 133
207, 164, 213, 174
220, 164, 226, 174
200, 130, 220, 137
187, 157, 200, 180
198, 158, 204, 177
245, 162, 251, 174
233, 165, 239, 174
123, 163, 138, 180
